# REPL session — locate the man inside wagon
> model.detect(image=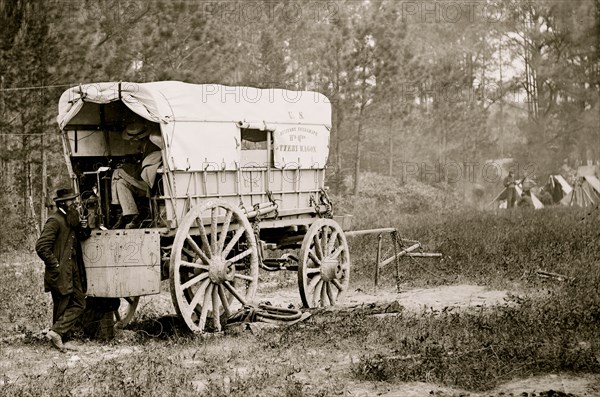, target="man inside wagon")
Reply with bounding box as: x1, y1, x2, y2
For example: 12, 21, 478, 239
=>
111, 122, 164, 229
